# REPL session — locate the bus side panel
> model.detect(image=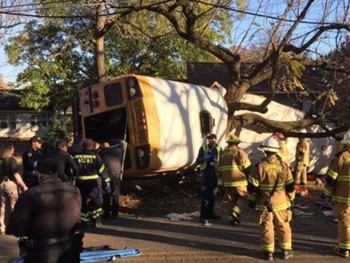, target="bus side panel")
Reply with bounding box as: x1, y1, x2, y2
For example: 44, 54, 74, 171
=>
133, 76, 162, 171
146, 77, 228, 171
